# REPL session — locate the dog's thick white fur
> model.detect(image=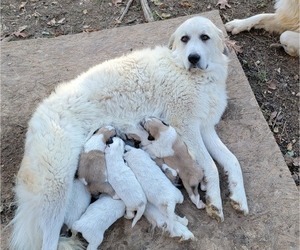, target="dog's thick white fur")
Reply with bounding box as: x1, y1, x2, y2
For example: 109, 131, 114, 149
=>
225, 0, 300, 56
144, 203, 194, 241
105, 137, 147, 227
72, 194, 125, 250
11, 16, 248, 249
64, 179, 91, 230
77, 126, 118, 198
124, 145, 184, 232
140, 117, 205, 209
